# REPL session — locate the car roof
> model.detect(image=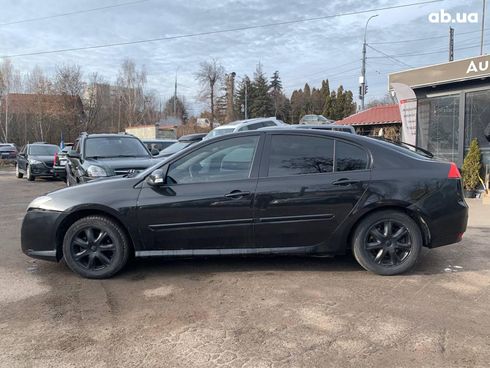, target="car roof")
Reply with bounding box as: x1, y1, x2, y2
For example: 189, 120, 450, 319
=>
83, 133, 138, 139
29, 143, 59, 147
179, 133, 207, 141
142, 138, 177, 142
213, 117, 279, 129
